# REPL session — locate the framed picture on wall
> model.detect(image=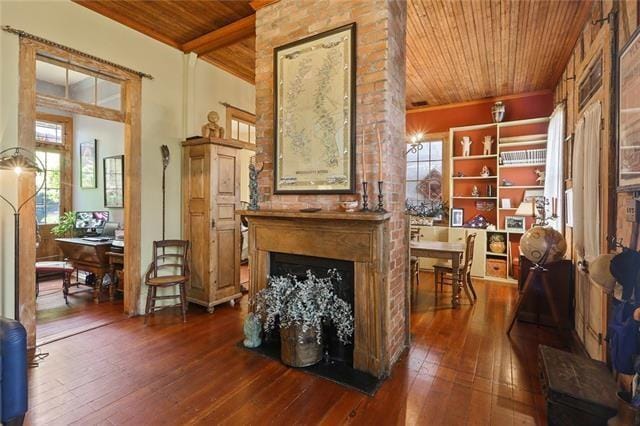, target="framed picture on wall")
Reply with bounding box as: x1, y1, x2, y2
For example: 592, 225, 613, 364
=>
450, 208, 464, 227
505, 216, 526, 232
273, 23, 356, 194
80, 139, 97, 188
104, 155, 124, 208
618, 26, 640, 191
